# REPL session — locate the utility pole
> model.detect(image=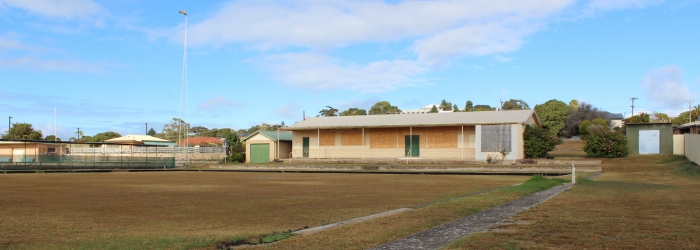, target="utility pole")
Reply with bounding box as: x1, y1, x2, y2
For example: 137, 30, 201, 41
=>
8, 116, 11, 133
689, 100, 694, 123
77, 128, 80, 141
630, 97, 638, 117
499, 99, 503, 111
